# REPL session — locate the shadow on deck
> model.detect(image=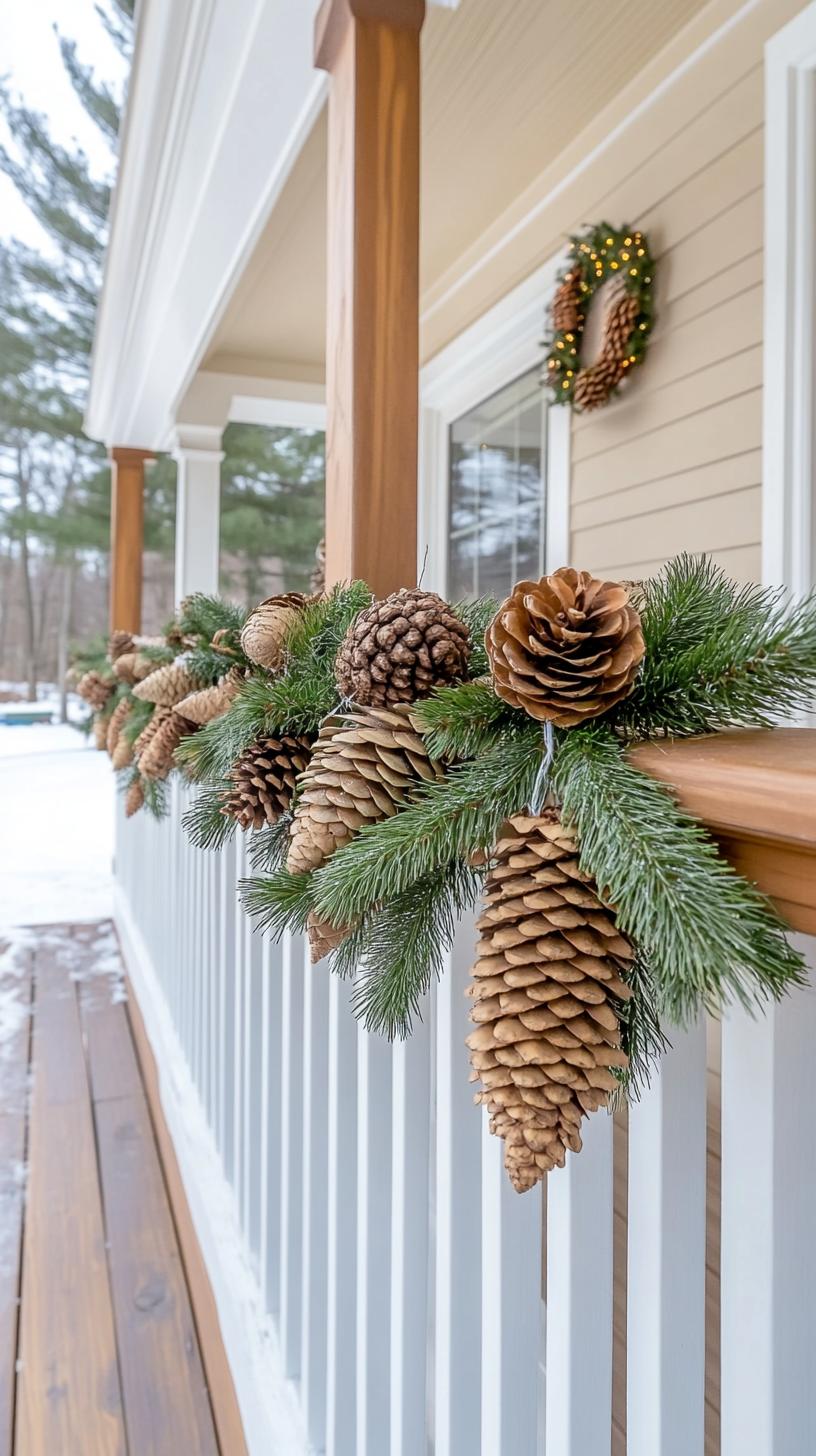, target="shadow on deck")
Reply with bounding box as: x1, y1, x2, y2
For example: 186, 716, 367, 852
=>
0, 922, 220, 1455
